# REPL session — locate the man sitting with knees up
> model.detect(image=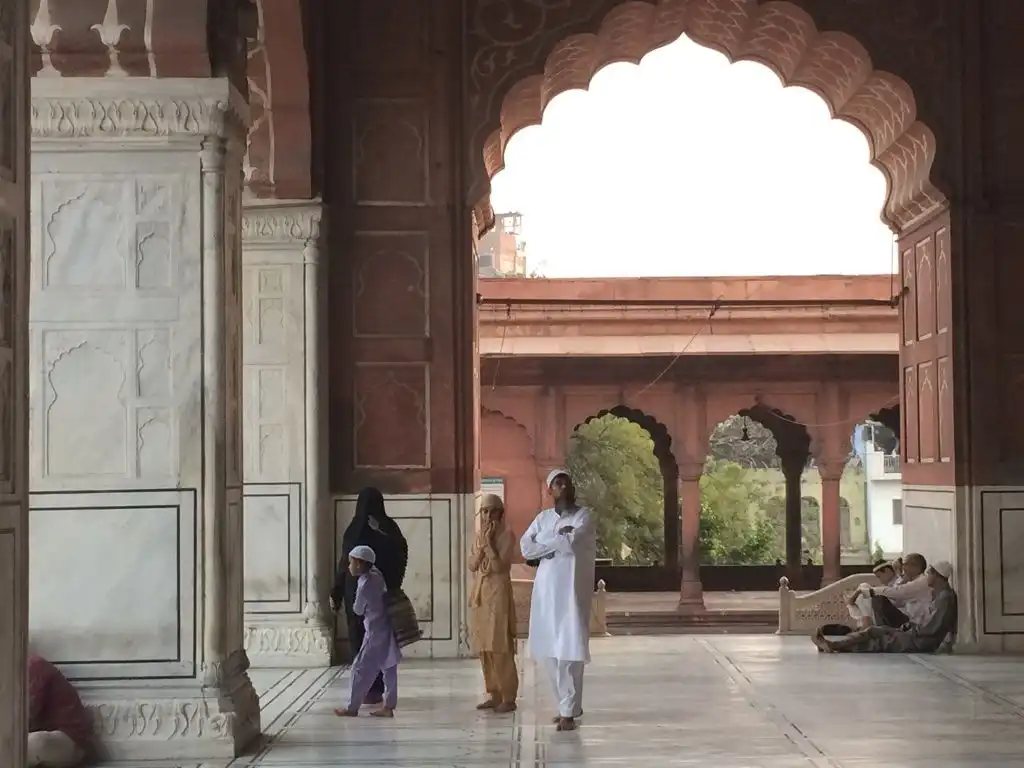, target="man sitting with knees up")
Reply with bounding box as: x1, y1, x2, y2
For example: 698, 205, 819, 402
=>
28, 655, 93, 767
858, 552, 932, 629
812, 561, 957, 654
